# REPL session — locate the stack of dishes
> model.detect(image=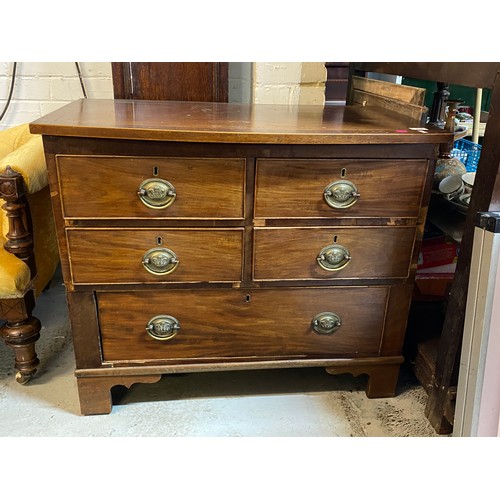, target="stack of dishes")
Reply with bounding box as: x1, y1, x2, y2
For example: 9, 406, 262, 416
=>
438, 172, 475, 214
